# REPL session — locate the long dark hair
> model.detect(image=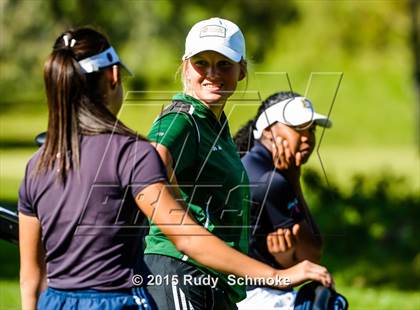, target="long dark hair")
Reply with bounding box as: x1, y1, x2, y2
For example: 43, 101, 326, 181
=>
37, 27, 143, 181
234, 91, 301, 157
